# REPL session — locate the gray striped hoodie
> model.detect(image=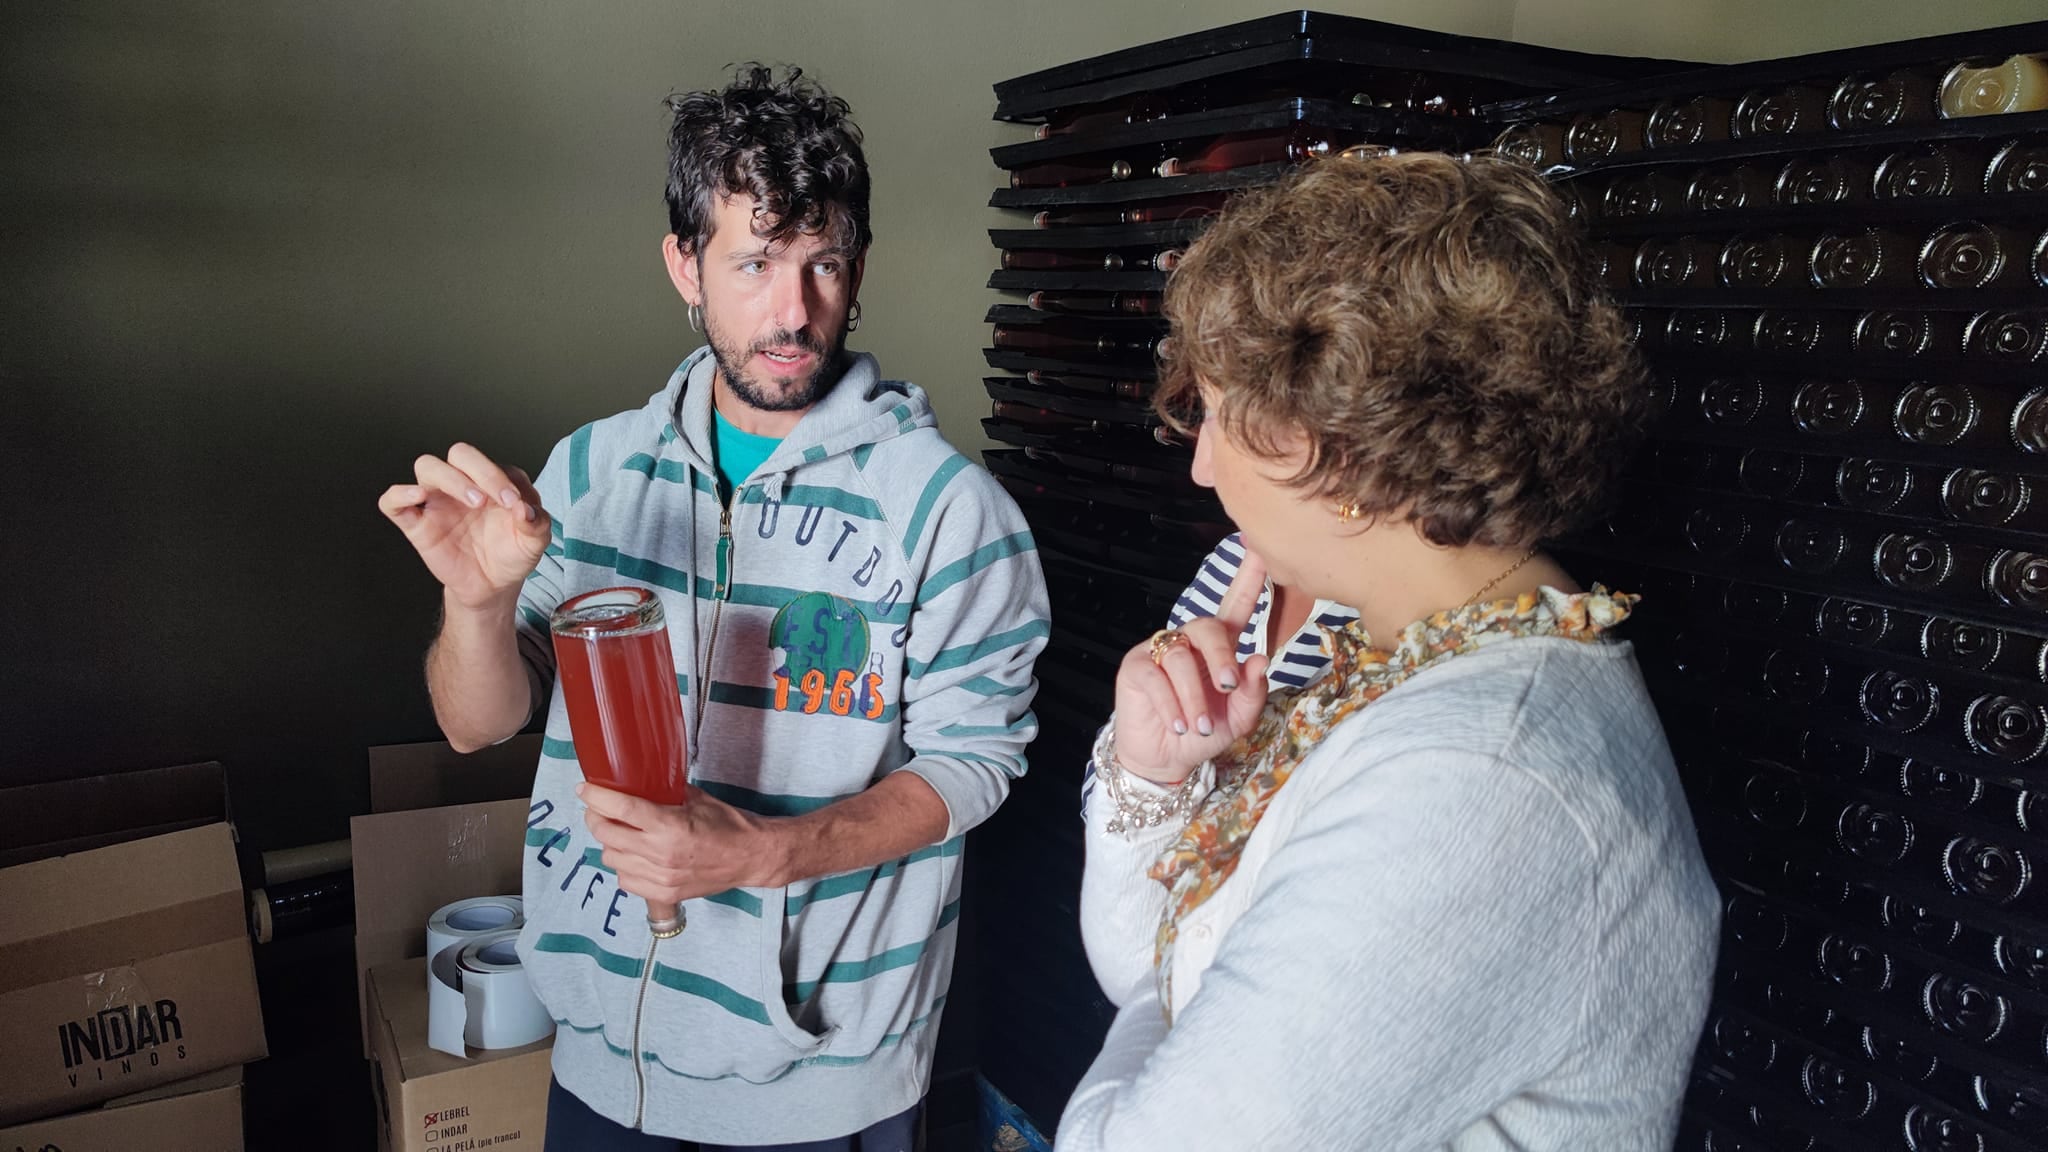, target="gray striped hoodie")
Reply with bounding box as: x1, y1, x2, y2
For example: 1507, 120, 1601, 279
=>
512, 348, 1048, 1143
